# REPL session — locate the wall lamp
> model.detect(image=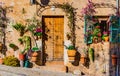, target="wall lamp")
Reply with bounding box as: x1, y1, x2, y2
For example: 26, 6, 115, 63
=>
30, 0, 36, 5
